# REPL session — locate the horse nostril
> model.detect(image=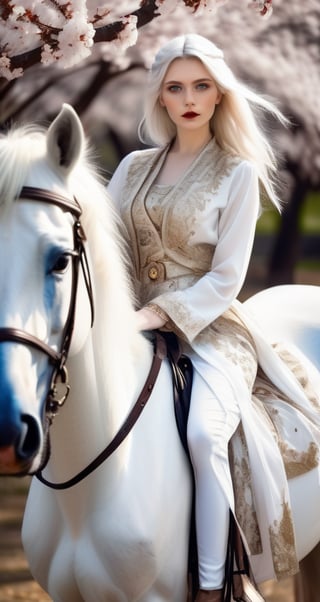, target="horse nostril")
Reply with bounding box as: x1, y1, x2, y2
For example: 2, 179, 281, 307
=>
17, 414, 41, 460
